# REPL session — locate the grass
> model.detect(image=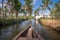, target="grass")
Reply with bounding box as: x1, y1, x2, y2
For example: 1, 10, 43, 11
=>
38, 18, 60, 28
